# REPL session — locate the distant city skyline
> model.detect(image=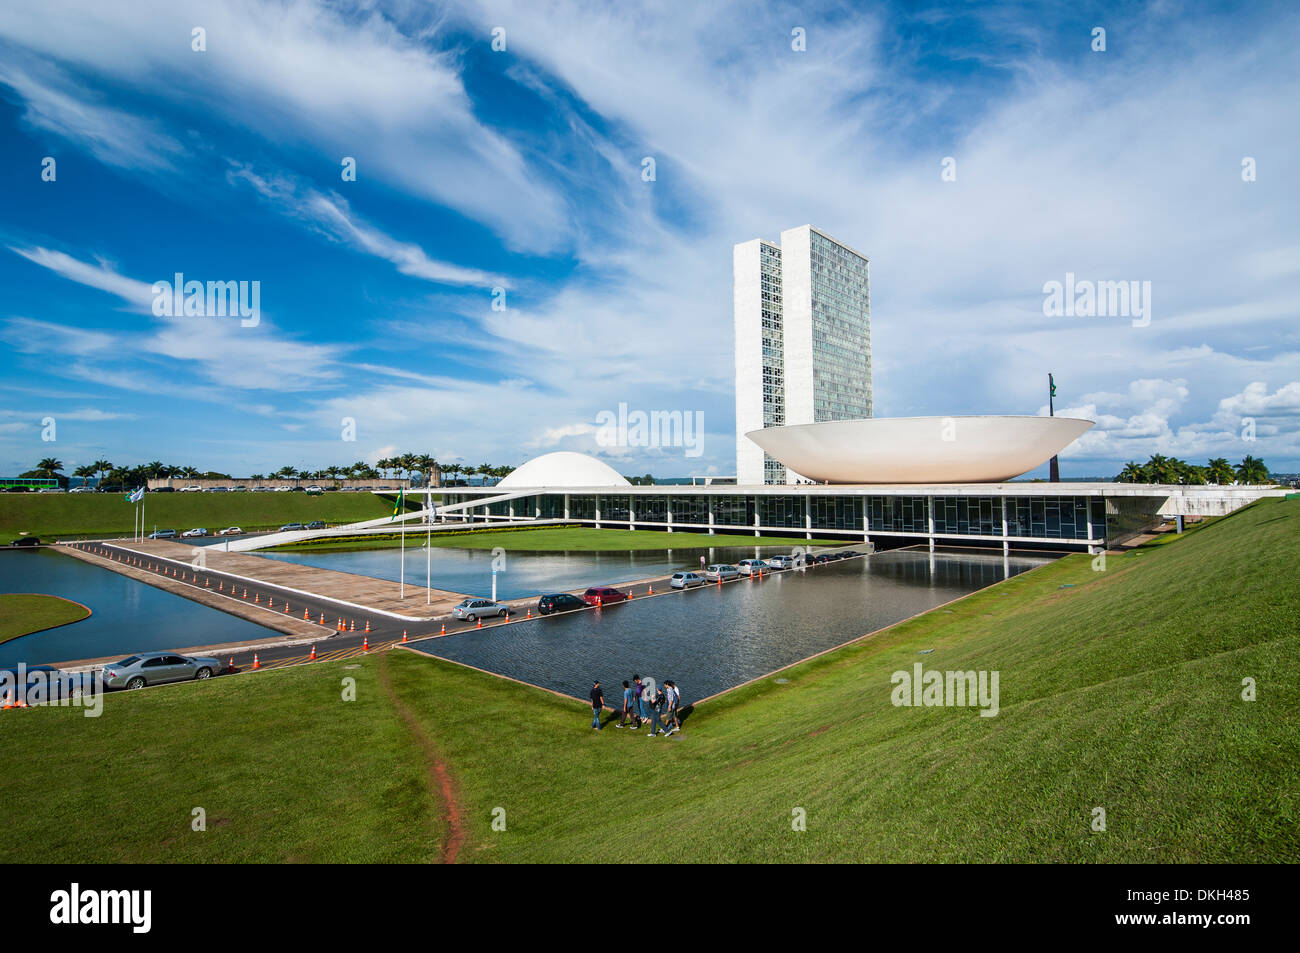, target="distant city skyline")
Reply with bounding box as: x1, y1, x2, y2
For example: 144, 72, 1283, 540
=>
1, 1, 1297, 479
